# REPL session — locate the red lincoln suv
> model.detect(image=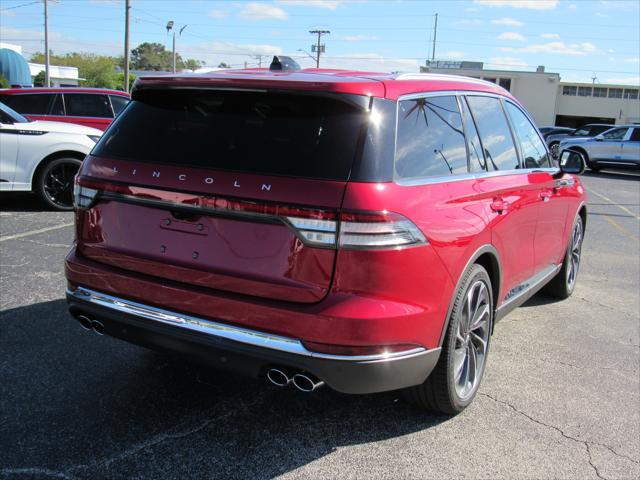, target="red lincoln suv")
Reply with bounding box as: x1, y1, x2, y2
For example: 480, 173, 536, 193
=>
65, 57, 588, 414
